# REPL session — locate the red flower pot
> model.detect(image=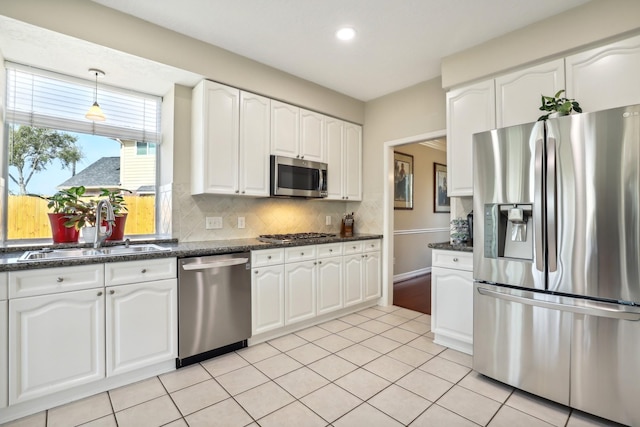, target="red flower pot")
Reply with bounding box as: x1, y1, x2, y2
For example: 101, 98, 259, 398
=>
48, 213, 79, 243
106, 214, 128, 241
